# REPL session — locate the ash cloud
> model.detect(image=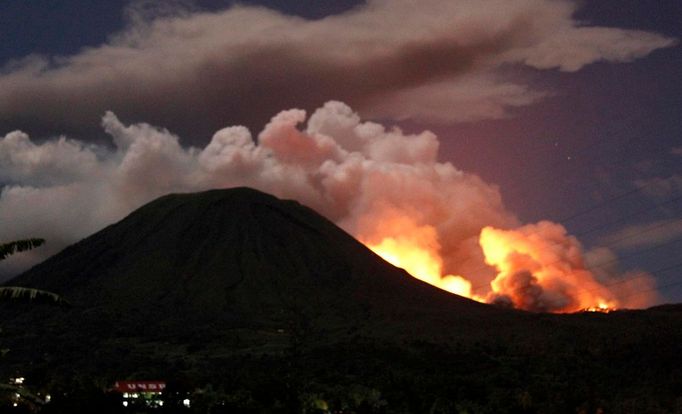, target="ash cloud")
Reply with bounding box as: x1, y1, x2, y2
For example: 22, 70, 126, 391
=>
0, 0, 675, 141
0, 102, 660, 309
0, 102, 516, 282
480, 221, 660, 312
